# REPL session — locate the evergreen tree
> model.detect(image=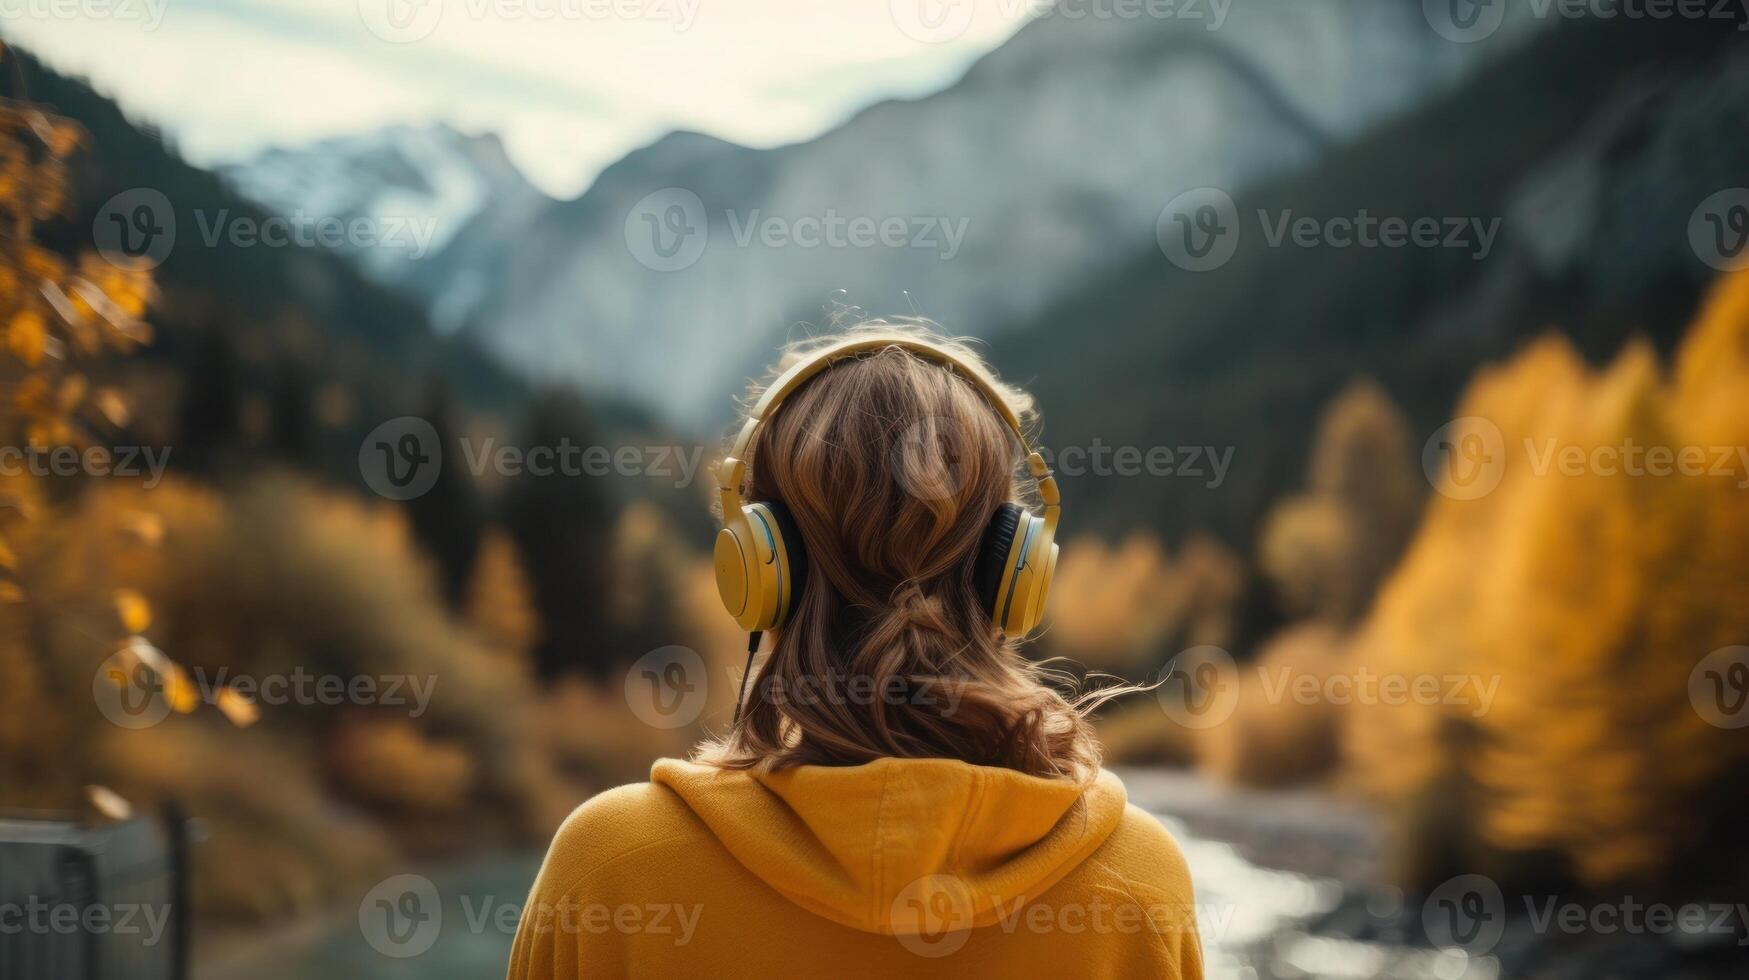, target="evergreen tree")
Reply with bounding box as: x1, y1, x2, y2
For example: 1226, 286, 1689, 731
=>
504, 388, 617, 679
405, 383, 486, 610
